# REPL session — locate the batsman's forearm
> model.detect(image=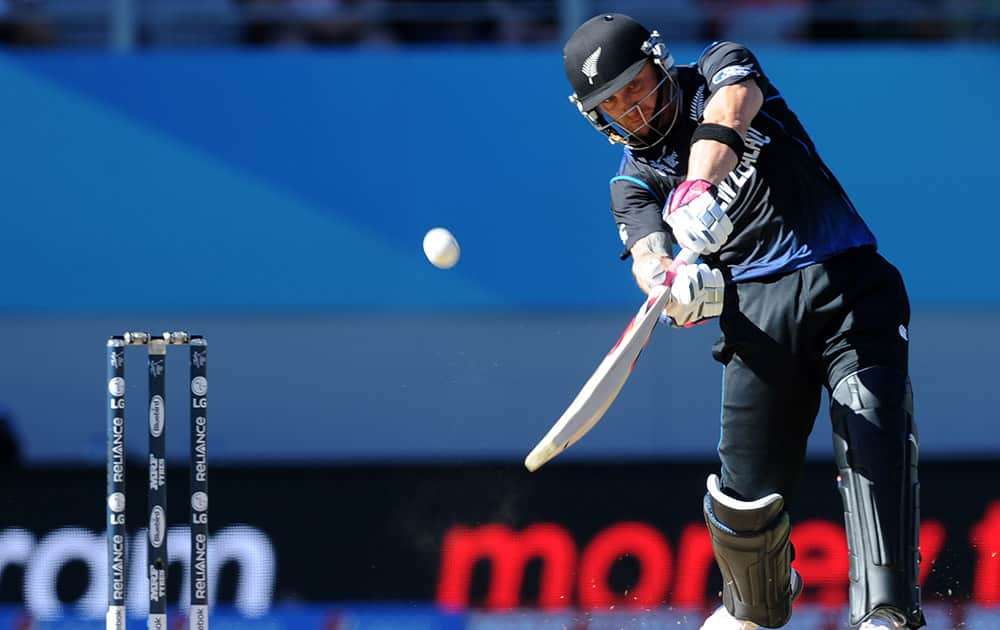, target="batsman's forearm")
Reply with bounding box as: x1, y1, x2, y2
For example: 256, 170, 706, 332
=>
629, 232, 674, 294
687, 80, 763, 184
631, 254, 672, 294
686, 142, 739, 185
631, 249, 700, 295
